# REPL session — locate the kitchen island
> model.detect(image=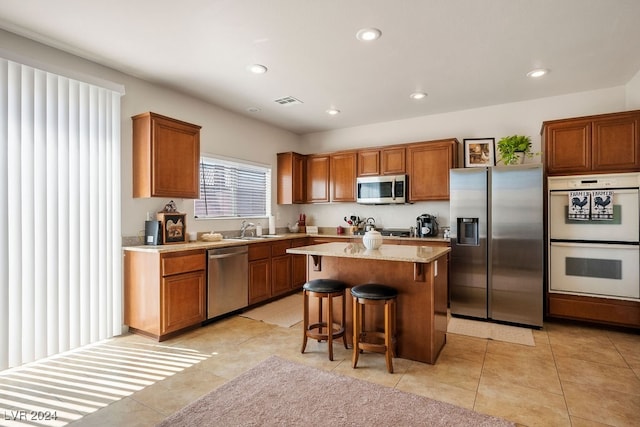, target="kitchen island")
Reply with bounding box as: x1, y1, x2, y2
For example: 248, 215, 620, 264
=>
287, 242, 450, 364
